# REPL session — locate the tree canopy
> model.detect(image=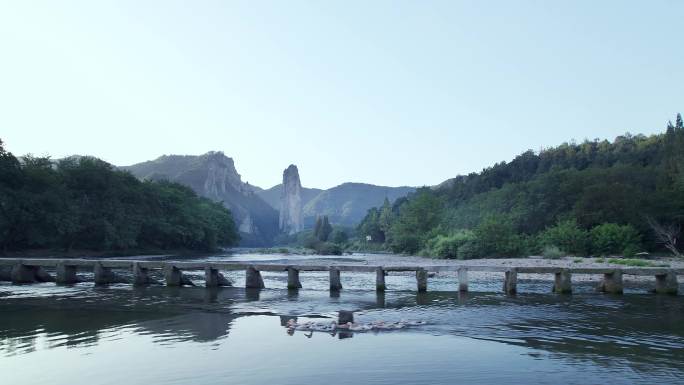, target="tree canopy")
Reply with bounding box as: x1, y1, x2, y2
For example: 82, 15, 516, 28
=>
0, 147, 239, 253
358, 114, 684, 258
